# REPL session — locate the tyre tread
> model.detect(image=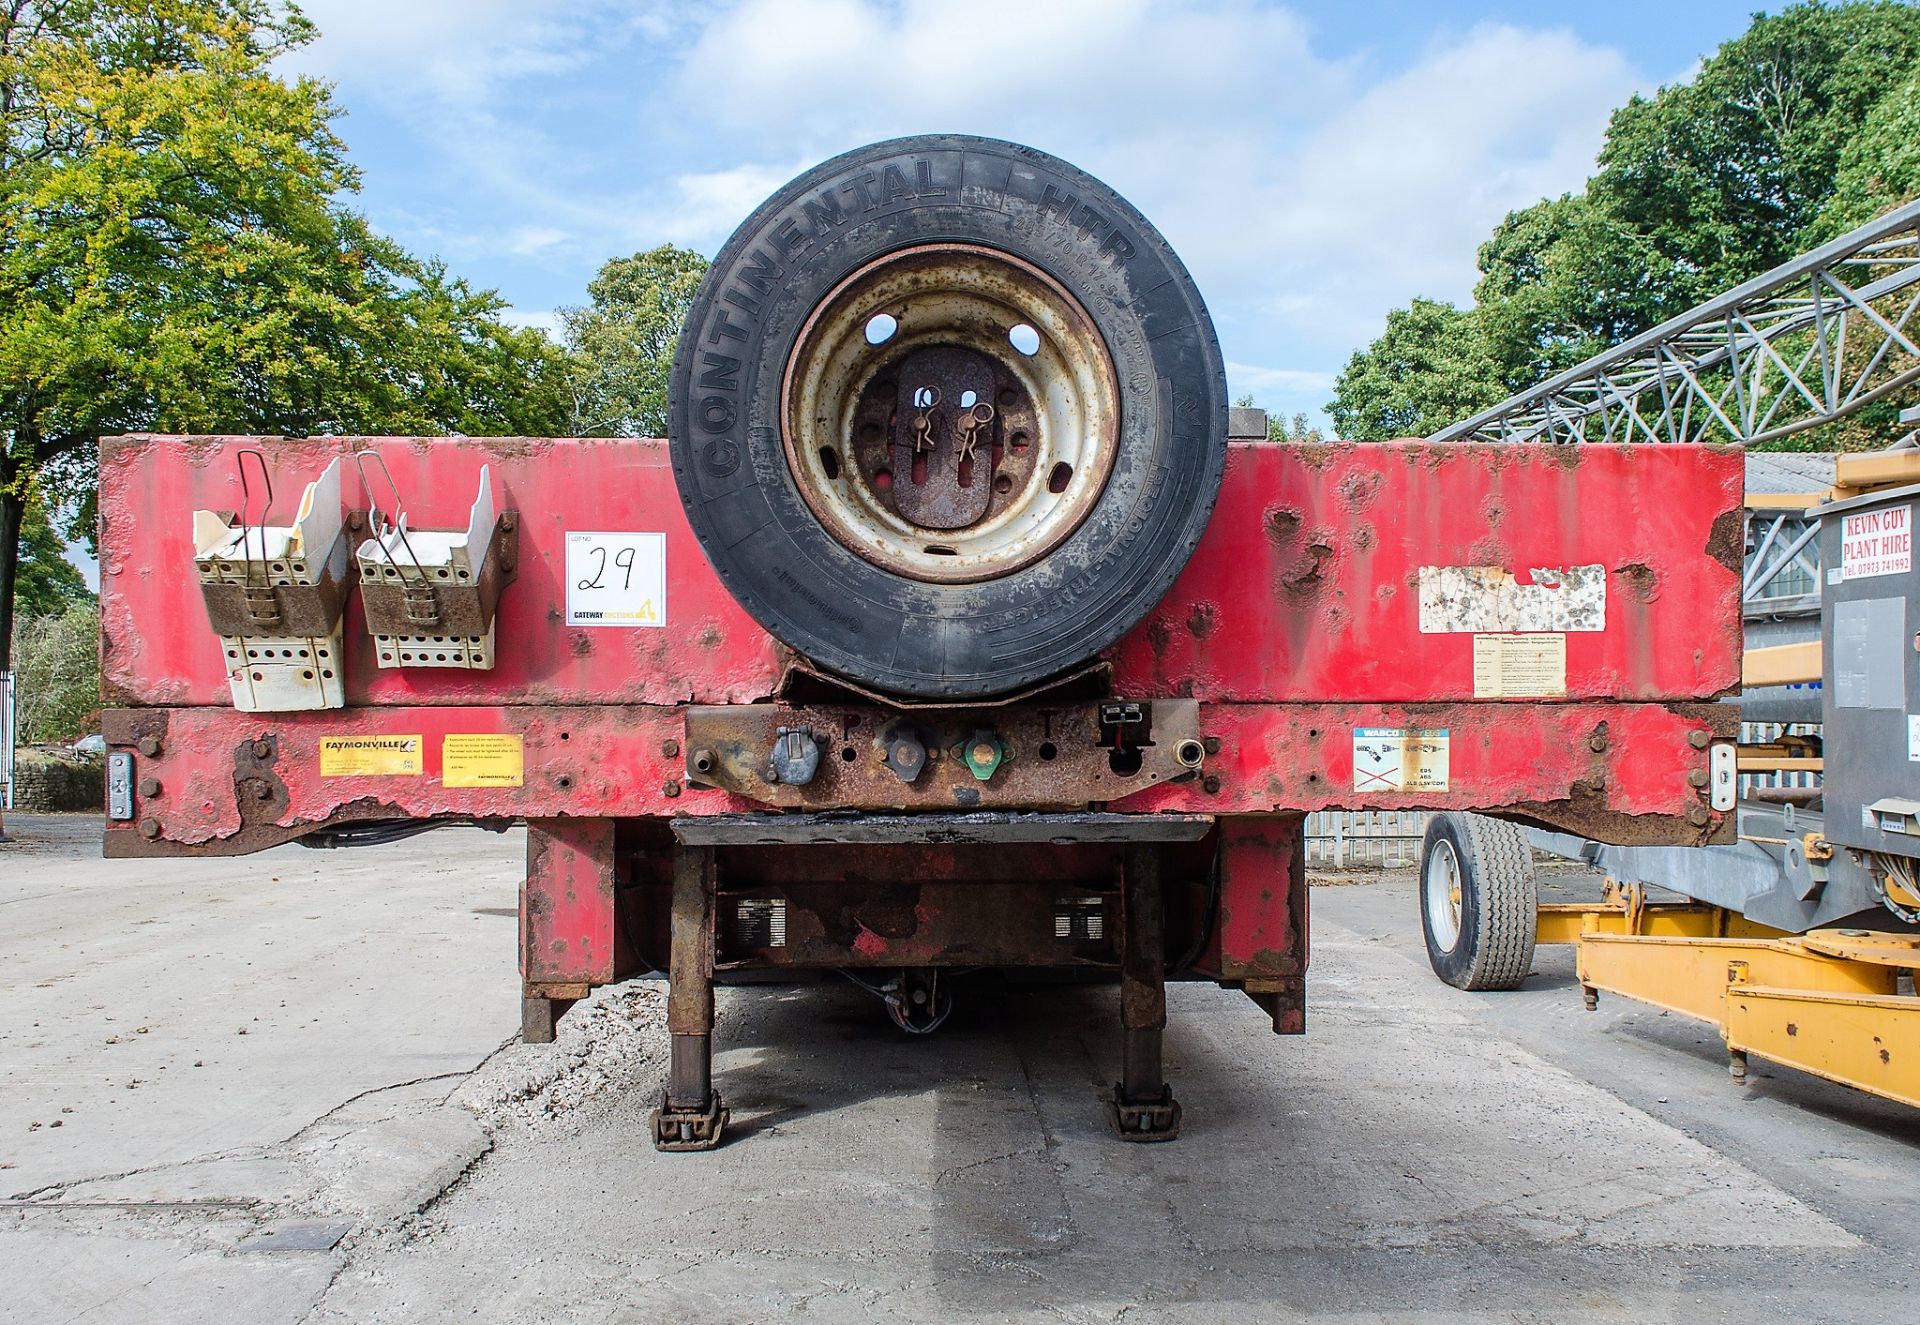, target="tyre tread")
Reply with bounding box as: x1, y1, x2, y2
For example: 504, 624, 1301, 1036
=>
1455, 813, 1538, 991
